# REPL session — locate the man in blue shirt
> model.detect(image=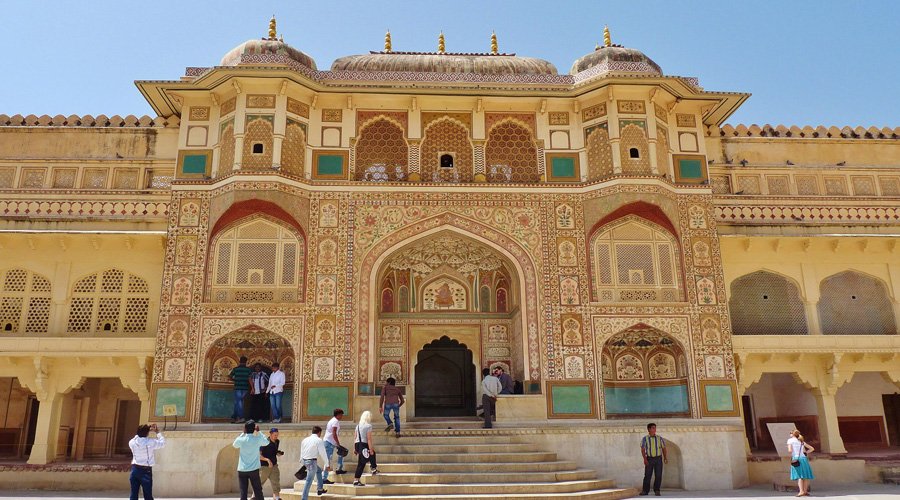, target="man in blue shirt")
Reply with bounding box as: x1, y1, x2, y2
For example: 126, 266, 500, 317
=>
232, 420, 269, 500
